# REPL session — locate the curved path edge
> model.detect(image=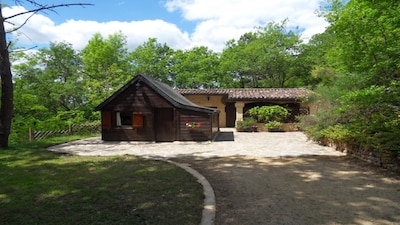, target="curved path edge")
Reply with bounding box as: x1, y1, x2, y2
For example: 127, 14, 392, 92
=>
165, 159, 216, 225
